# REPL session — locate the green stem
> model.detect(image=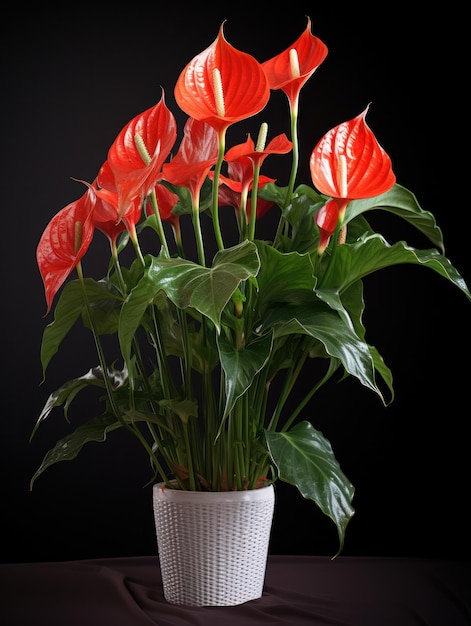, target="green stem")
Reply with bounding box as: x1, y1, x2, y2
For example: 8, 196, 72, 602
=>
75, 261, 154, 461
211, 130, 227, 251
274, 95, 299, 246
203, 363, 218, 488
267, 340, 308, 432
147, 189, 170, 258
191, 196, 206, 267
109, 239, 164, 449
281, 358, 340, 432
285, 95, 299, 208
182, 422, 197, 491
233, 401, 245, 490
248, 162, 261, 242
317, 222, 342, 289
